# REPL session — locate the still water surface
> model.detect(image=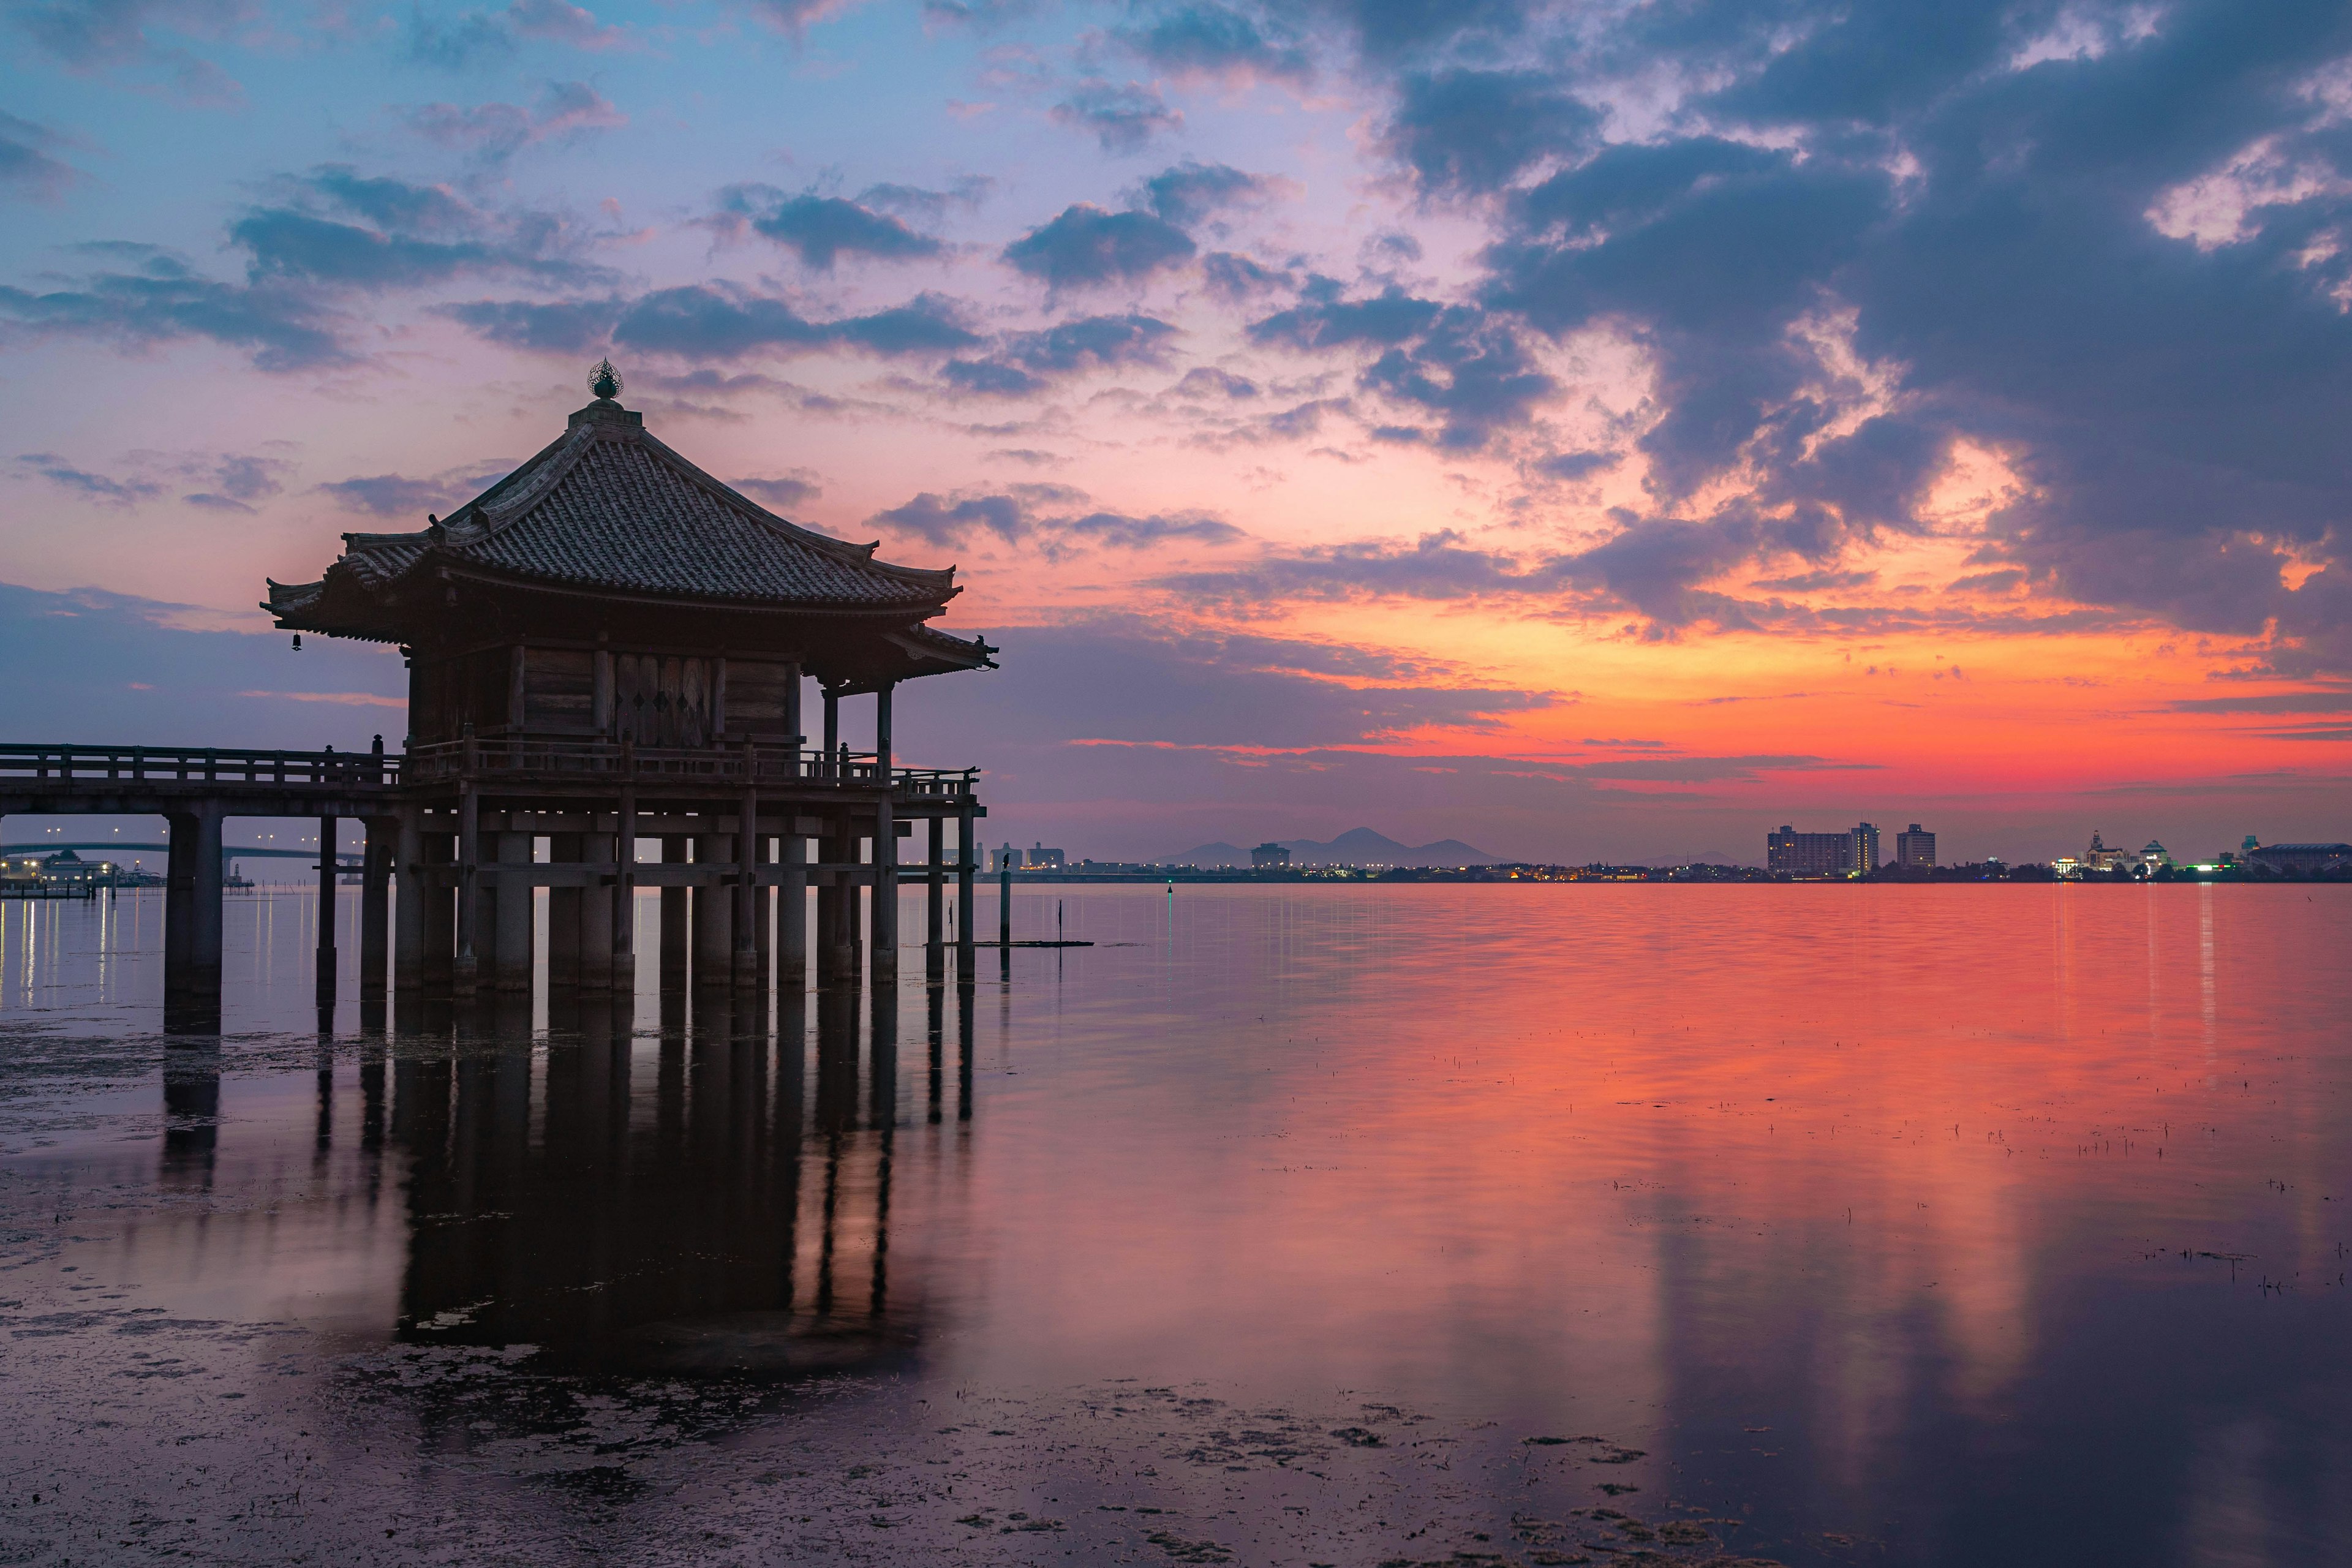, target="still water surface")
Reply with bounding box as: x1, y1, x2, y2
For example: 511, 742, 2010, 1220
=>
1, 883, 2346, 1566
